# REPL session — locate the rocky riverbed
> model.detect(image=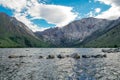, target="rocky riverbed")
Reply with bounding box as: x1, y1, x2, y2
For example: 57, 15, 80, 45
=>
0, 48, 120, 80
